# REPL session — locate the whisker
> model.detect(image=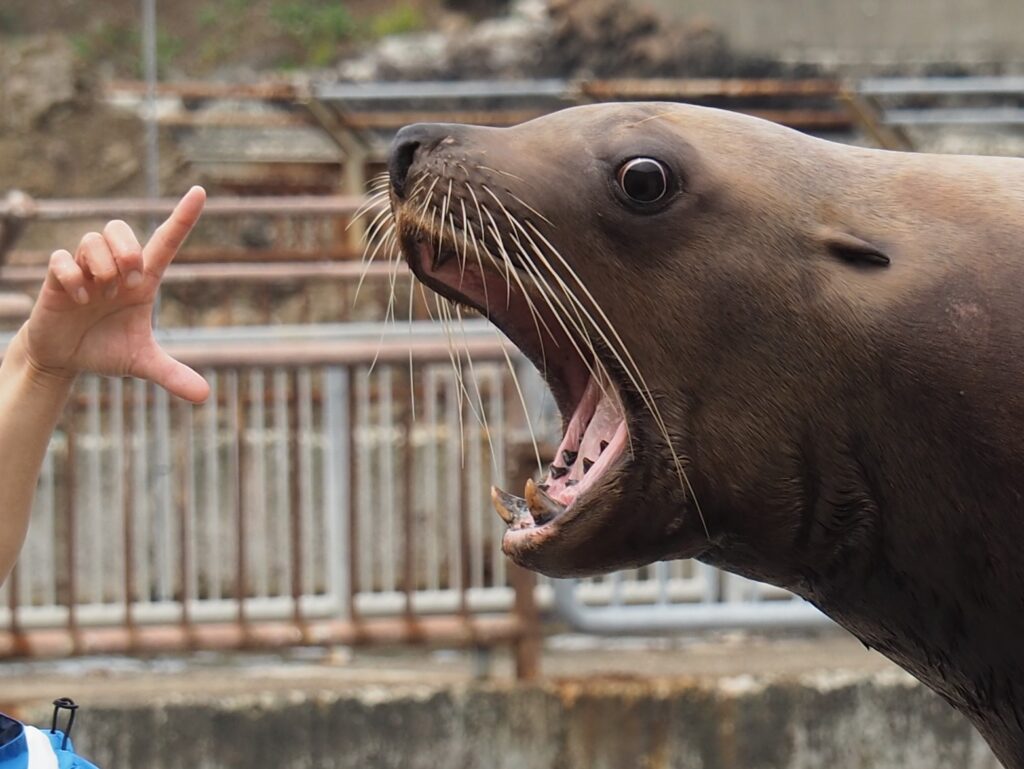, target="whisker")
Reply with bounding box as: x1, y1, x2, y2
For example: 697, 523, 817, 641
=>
524, 219, 708, 534
479, 165, 526, 183
456, 305, 501, 476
